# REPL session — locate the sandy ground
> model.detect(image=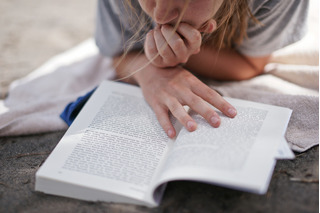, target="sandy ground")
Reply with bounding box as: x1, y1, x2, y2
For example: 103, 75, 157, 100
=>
0, 0, 96, 98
